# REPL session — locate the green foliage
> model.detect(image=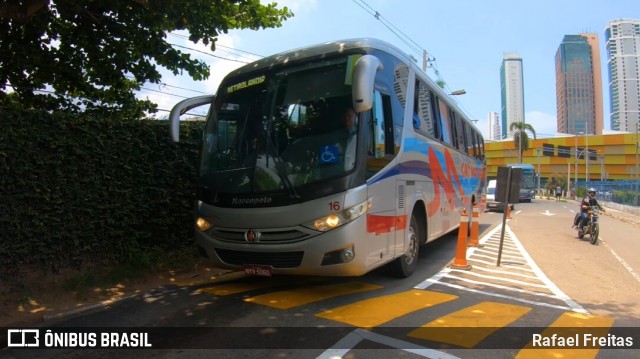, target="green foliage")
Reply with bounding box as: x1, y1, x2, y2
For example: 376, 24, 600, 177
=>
509, 122, 536, 163
0, 106, 204, 276
0, 0, 293, 115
